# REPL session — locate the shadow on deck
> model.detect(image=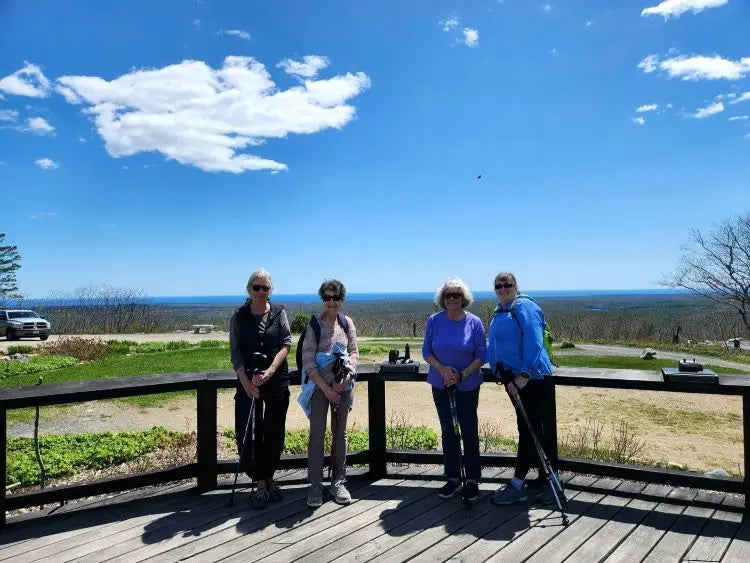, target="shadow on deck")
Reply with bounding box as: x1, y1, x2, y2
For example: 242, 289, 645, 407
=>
1, 465, 749, 562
